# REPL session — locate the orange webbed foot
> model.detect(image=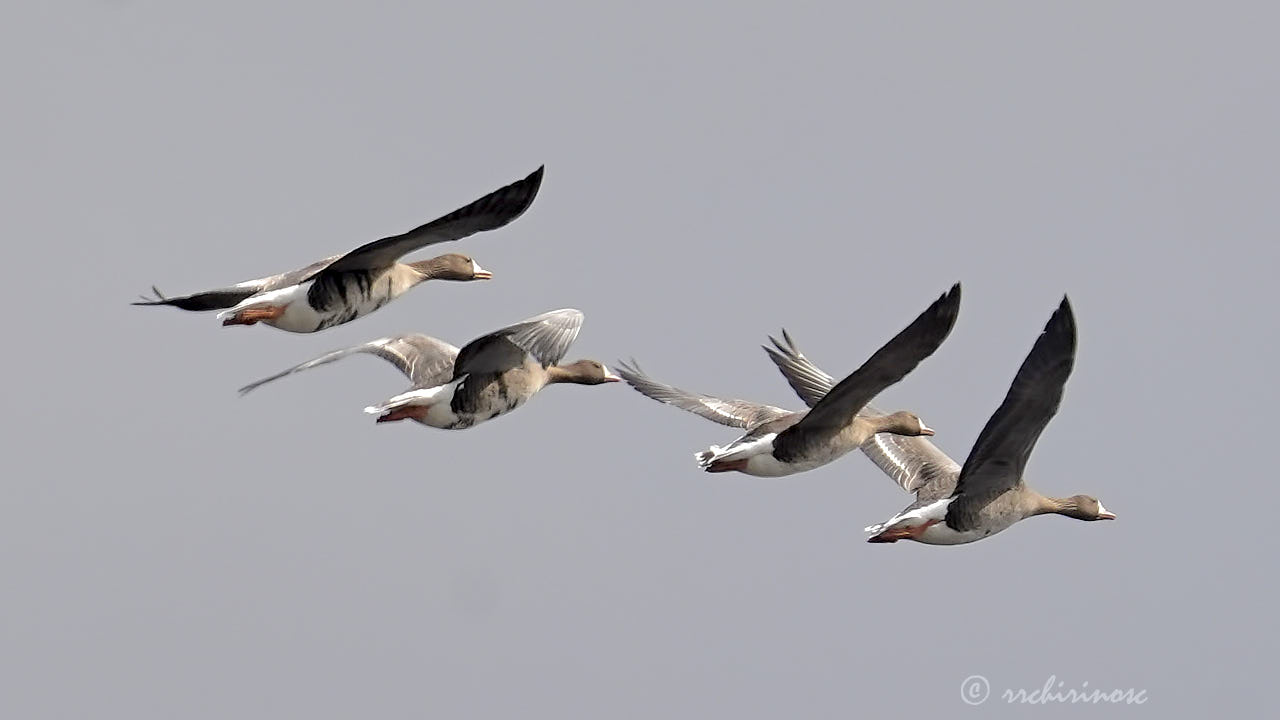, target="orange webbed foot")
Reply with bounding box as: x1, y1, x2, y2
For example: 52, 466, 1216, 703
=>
868, 519, 941, 543
705, 458, 749, 473
222, 306, 285, 326
375, 406, 429, 423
